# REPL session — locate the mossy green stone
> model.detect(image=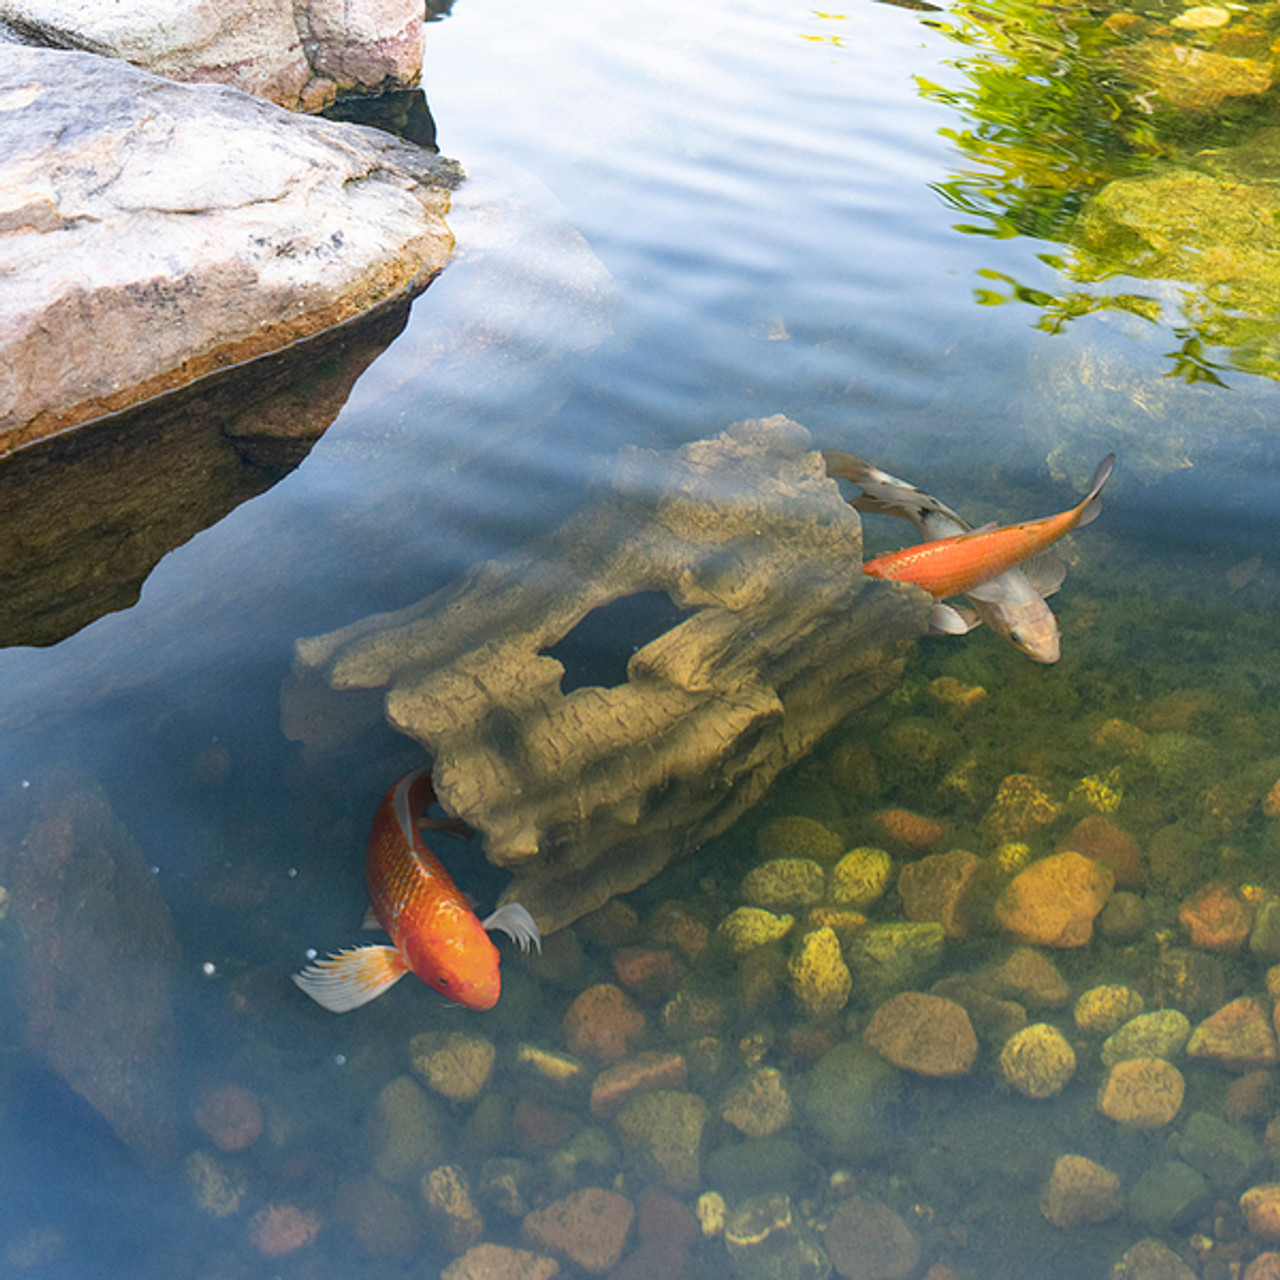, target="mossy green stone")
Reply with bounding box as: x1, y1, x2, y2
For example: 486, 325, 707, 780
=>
755, 815, 845, 864
846, 922, 945, 998
831, 847, 892, 909
1100, 1010, 1192, 1068
742, 858, 826, 909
